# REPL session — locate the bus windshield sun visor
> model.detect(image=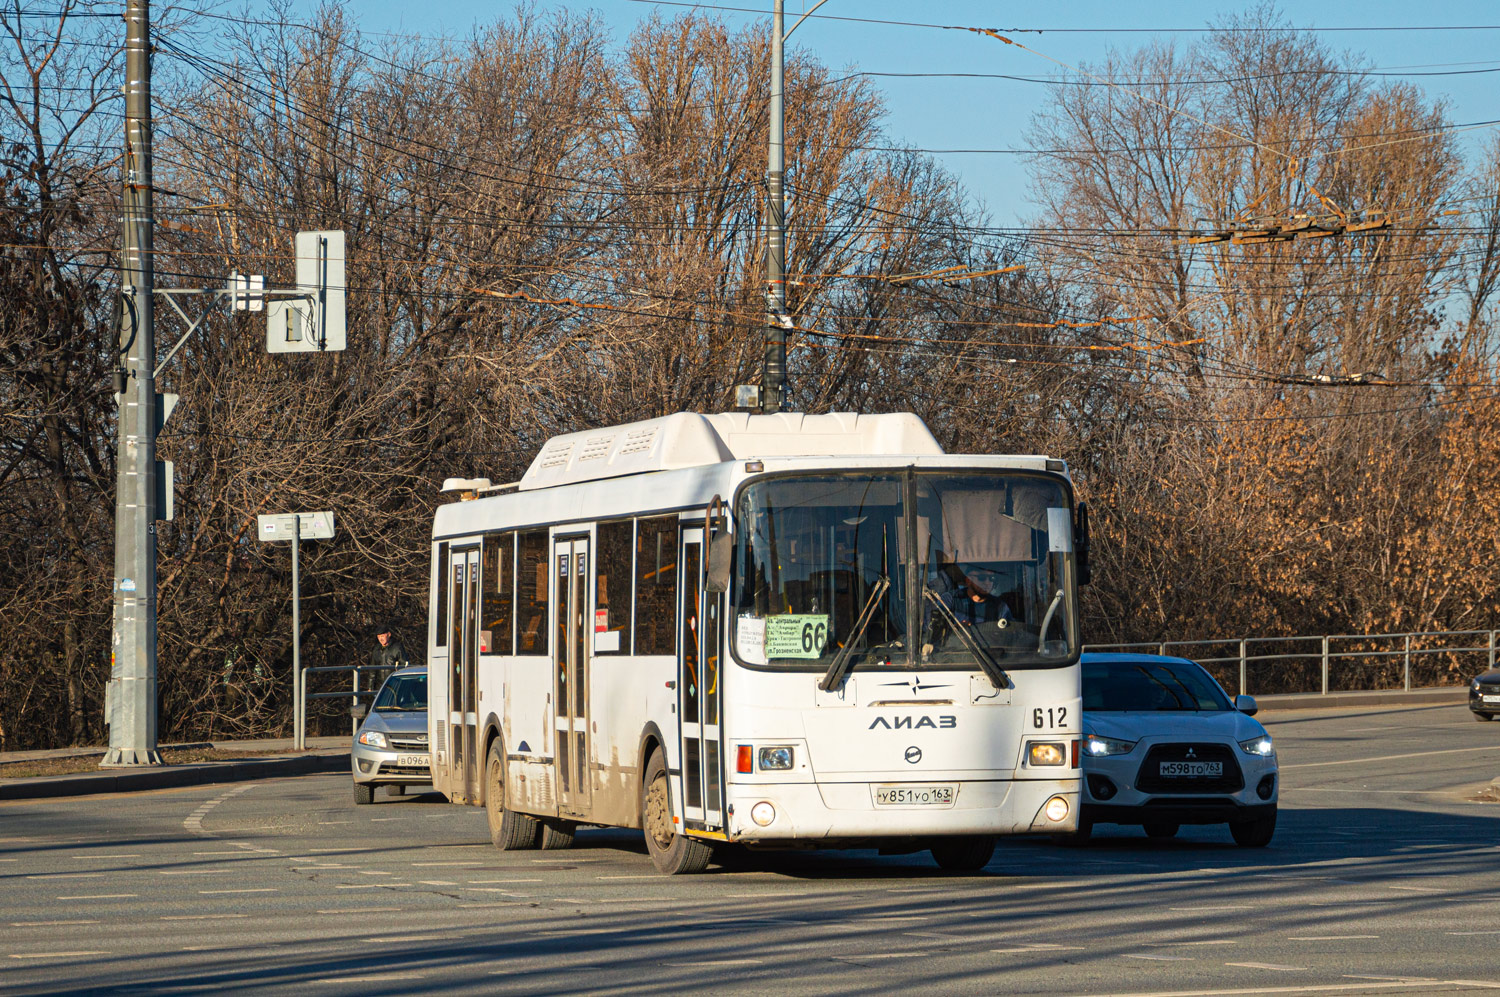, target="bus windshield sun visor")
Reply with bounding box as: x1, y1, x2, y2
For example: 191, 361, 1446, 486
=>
818, 576, 891, 691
